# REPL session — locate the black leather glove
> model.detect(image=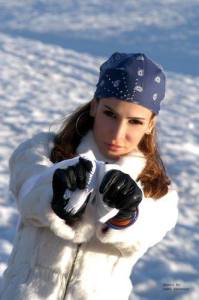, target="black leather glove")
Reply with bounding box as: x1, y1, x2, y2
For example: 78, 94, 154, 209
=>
99, 169, 143, 220
51, 157, 93, 225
